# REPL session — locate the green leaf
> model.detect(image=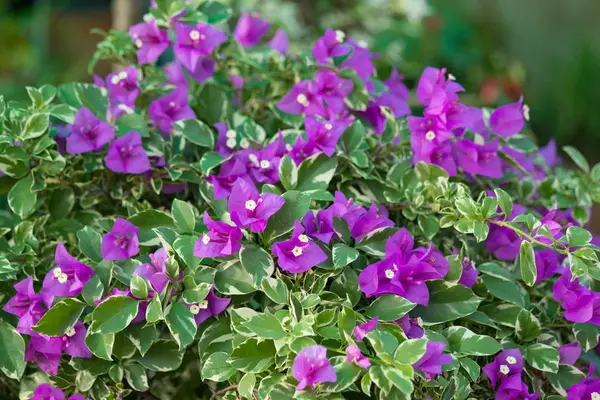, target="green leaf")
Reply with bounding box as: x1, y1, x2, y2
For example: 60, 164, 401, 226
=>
263, 191, 311, 244
197, 151, 227, 175
49, 187, 75, 219
0, 258, 16, 282
124, 363, 149, 391
240, 313, 287, 340
128, 210, 174, 230
90, 295, 140, 334
171, 199, 195, 234
8, 175, 37, 219
366, 295, 416, 322
296, 153, 338, 191
238, 373, 256, 398
356, 227, 398, 257
563, 146, 590, 173
173, 235, 199, 270
116, 113, 148, 137
165, 302, 197, 351
321, 356, 362, 392
137, 340, 184, 372
261, 277, 289, 305
33, 298, 86, 336
130, 276, 148, 299
445, 326, 501, 356
238, 117, 266, 144
515, 309, 541, 342
23, 112, 49, 139
341, 120, 366, 153
227, 338, 275, 373
182, 282, 211, 304
413, 282, 482, 324
382, 365, 413, 395
77, 226, 103, 263
566, 226, 592, 247
239, 244, 274, 286
202, 352, 236, 382
278, 154, 298, 191
459, 358, 481, 382
524, 343, 559, 373
125, 324, 157, 357
146, 295, 164, 324
85, 333, 115, 361
50, 103, 77, 124
547, 365, 586, 397
455, 197, 479, 219
214, 260, 256, 295
393, 339, 427, 364
519, 240, 536, 286
0, 321, 25, 380
573, 323, 600, 351
332, 243, 360, 267
175, 119, 215, 148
